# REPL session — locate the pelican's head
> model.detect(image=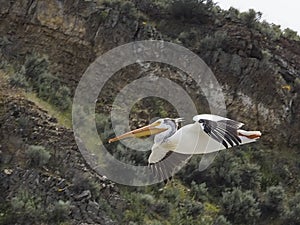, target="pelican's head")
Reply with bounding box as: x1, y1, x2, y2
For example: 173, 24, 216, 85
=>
108, 118, 184, 143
